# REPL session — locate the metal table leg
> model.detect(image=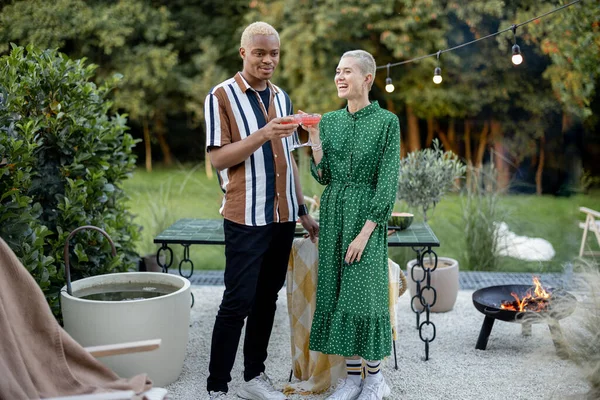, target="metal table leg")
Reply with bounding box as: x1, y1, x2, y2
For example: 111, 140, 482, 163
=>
156, 243, 173, 273
410, 246, 438, 360
179, 244, 194, 279
157, 243, 194, 308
